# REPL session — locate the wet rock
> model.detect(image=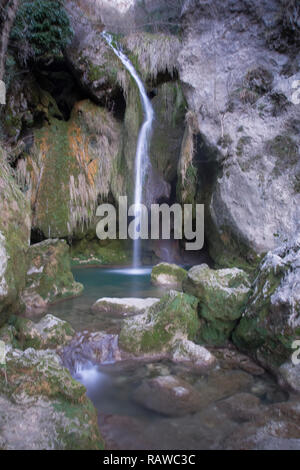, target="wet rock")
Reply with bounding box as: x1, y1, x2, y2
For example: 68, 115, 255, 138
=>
151, 263, 187, 290
217, 392, 262, 422
133, 375, 203, 416
277, 362, 300, 394
92, 297, 160, 317
223, 412, 300, 450
119, 290, 200, 356
233, 236, 300, 370
183, 264, 250, 345
13, 314, 75, 350
193, 369, 254, 409
21, 239, 83, 312
0, 348, 103, 449
213, 348, 265, 376
171, 338, 216, 369
146, 363, 171, 377
99, 413, 154, 451
61, 331, 121, 373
